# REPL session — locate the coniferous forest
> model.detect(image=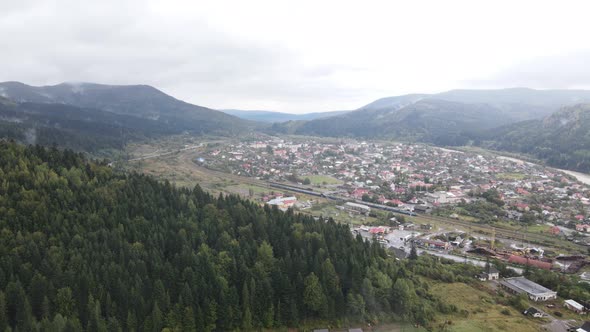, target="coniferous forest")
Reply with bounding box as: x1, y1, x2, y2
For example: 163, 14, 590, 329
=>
0, 141, 455, 331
